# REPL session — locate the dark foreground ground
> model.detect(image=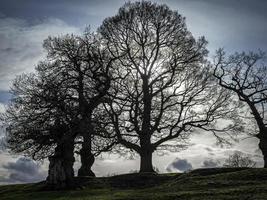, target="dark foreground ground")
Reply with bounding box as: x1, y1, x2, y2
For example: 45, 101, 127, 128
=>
1, 168, 267, 200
